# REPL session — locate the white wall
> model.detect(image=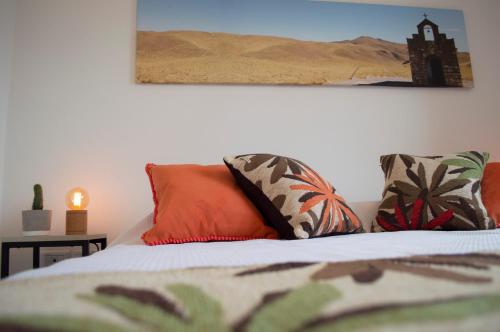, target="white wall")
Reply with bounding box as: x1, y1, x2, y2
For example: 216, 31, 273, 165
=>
0, 0, 16, 229
1, 0, 500, 267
